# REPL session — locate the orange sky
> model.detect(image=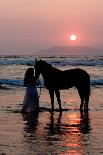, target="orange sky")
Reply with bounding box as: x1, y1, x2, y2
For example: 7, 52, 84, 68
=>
0, 0, 103, 54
